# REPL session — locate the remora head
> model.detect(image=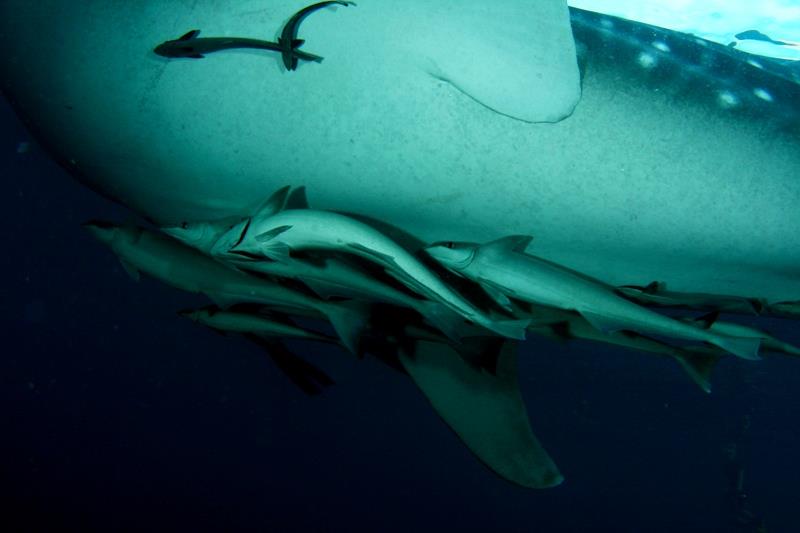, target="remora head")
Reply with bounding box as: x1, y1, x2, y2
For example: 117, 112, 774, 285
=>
153, 40, 199, 59
163, 220, 226, 254
425, 241, 478, 272
83, 220, 142, 247
153, 41, 177, 57
82, 220, 120, 245
154, 30, 201, 58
